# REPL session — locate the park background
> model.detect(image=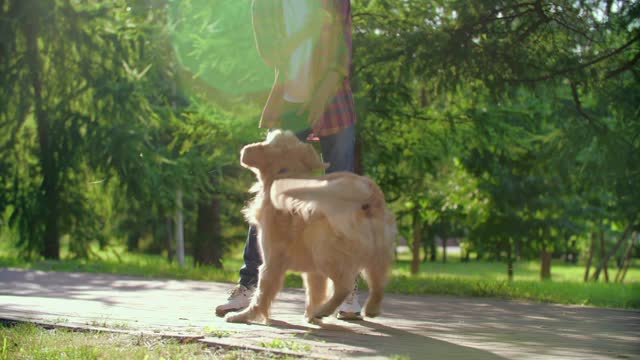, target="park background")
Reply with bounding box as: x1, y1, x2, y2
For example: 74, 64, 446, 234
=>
0, 0, 638, 310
